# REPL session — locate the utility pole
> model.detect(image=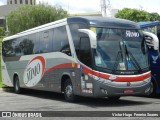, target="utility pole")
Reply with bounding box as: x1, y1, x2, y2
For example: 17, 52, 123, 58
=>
100, 0, 111, 17
100, 0, 106, 17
